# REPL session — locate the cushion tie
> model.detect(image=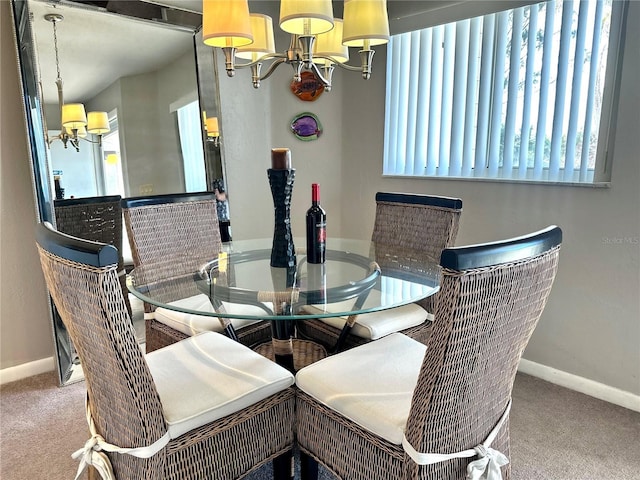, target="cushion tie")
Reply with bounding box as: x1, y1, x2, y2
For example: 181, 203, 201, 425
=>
466, 445, 509, 480
402, 399, 512, 480
72, 394, 170, 480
